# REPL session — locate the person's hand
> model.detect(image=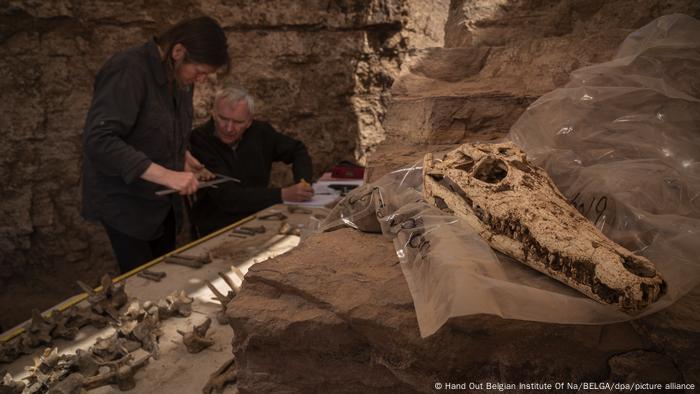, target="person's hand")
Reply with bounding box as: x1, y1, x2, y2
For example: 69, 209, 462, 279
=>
142, 162, 199, 195
196, 167, 216, 181
185, 150, 204, 172
185, 151, 215, 181
166, 170, 199, 195
282, 182, 314, 202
